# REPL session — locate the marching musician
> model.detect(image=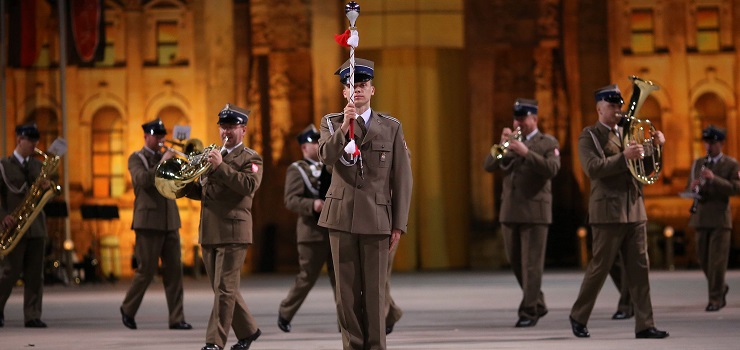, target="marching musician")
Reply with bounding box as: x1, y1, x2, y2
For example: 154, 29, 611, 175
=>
318, 58, 413, 350
277, 124, 337, 333
686, 125, 740, 312
186, 105, 263, 350
120, 119, 192, 331
569, 84, 668, 339
483, 98, 560, 328
0, 124, 50, 328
